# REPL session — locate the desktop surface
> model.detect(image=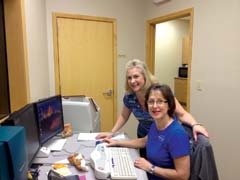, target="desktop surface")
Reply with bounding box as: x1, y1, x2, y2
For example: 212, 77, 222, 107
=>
33, 134, 147, 180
